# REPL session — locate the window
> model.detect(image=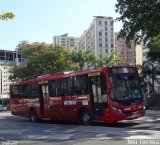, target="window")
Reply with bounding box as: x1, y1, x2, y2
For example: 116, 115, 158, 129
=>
105, 21, 107, 25
18, 85, 28, 98
61, 78, 70, 96
111, 44, 114, 48
99, 37, 102, 42
72, 75, 88, 95
111, 38, 114, 43
49, 79, 60, 96
11, 85, 28, 98
90, 73, 107, 104
49, 75, 88, 96
101, 73, 107, 96
99, 21, 101, 25
99, 43, 102, 47
99, 32, 102, 36
28, 83, 40, 98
